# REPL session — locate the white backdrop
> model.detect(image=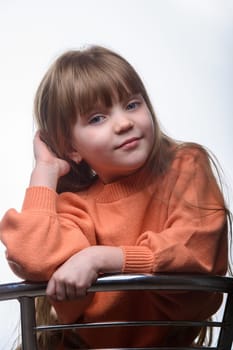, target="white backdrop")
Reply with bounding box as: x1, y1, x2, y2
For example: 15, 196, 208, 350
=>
0, 1, 232, 349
